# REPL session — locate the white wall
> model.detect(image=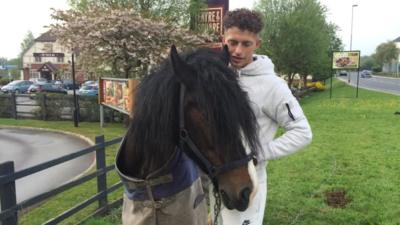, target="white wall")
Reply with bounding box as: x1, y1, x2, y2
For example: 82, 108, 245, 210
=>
22, 41, 72, 67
